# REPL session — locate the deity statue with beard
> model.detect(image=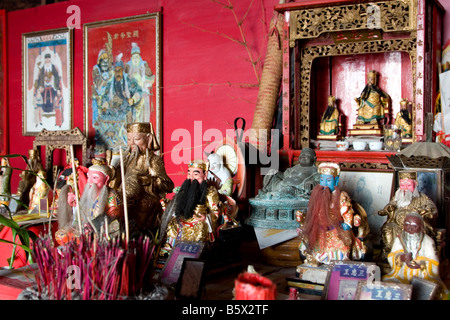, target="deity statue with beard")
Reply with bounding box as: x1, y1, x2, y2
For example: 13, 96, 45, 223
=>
319, 95, 340, 136
162, 160, 223, 252
55, 161, 123, 246
118, 122, 174, 235
394, 98, 413, 138
298, 162, 367, 266
383, 211, 448, 299
355, 70, 390, 125
378, 171, 438, 261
